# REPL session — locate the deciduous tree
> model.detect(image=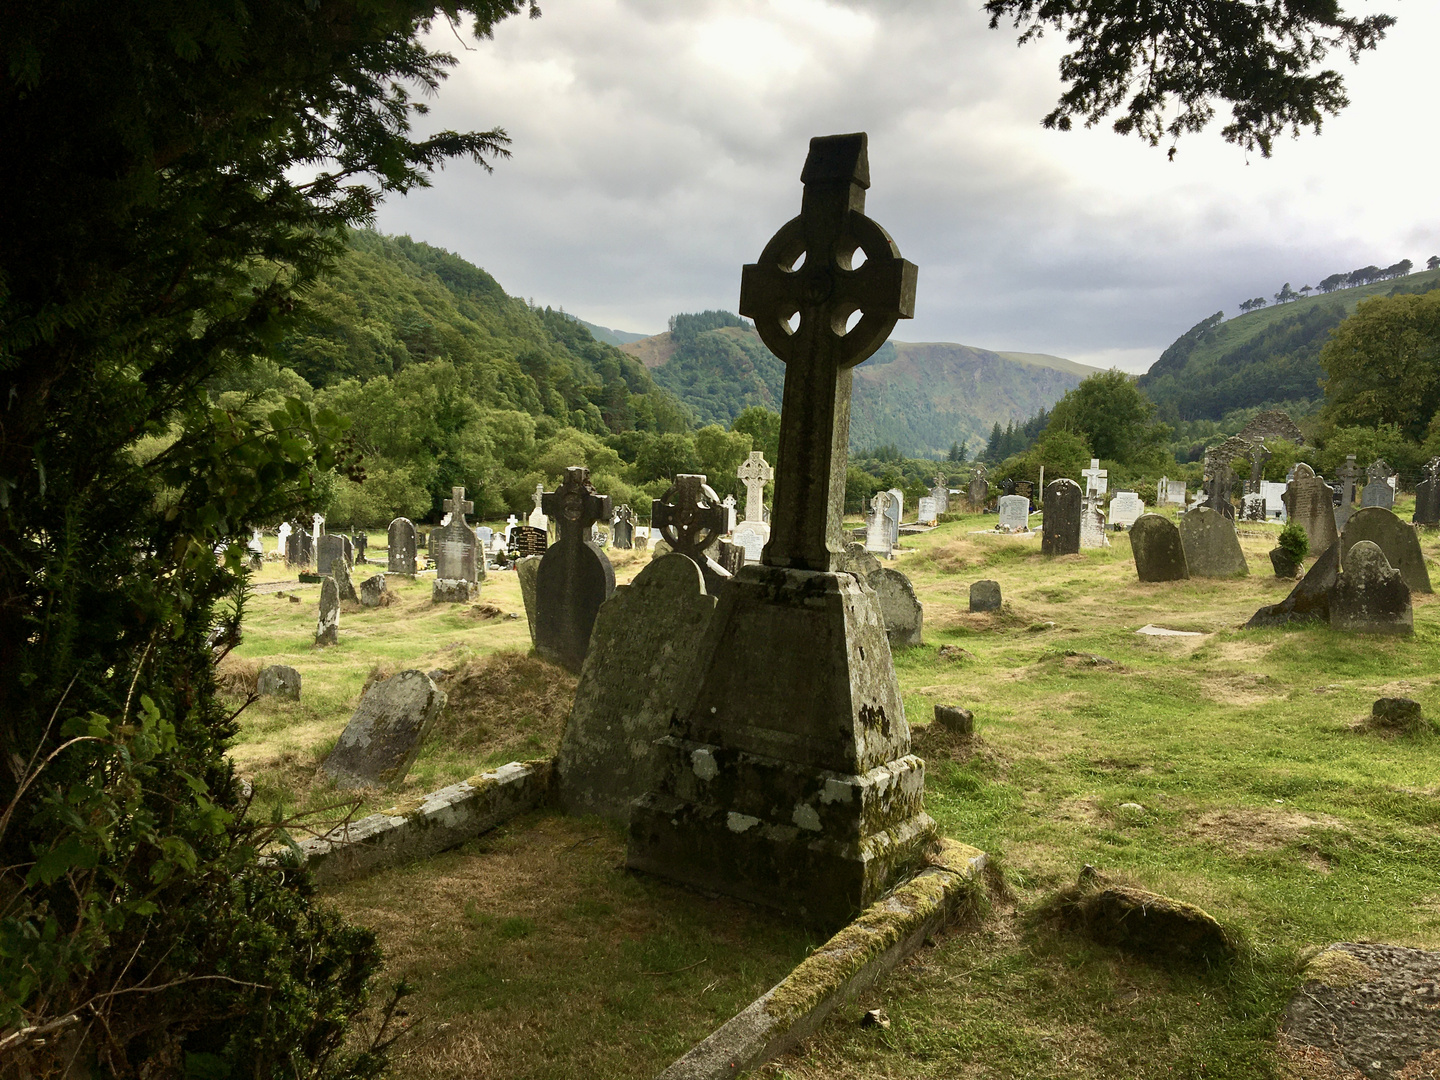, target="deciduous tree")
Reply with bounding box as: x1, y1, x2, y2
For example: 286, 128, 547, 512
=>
1321, 290, 1440, 442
